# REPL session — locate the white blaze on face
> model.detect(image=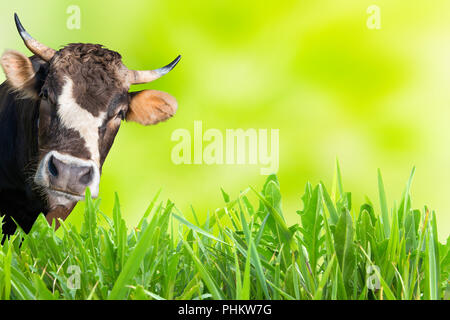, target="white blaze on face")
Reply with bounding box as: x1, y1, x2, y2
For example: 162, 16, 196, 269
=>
58, 77, 106, 166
